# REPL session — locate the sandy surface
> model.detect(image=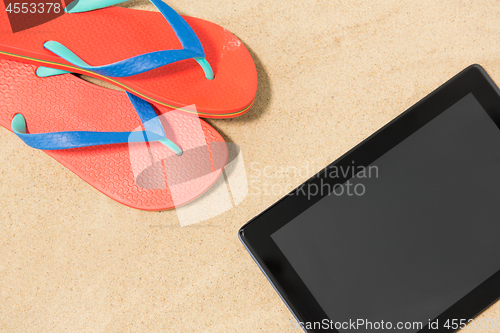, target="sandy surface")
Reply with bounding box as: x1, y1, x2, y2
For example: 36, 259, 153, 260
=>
1, 0, 500, 332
